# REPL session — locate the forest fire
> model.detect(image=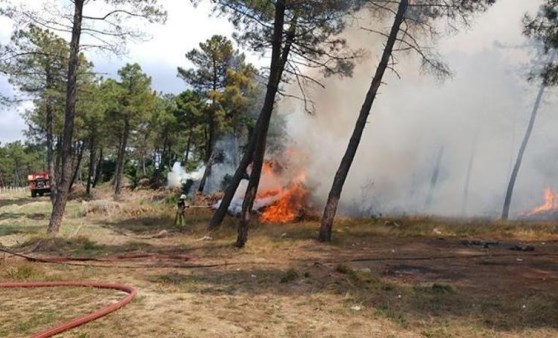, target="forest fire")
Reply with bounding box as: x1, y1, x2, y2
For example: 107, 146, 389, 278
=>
259, 182, 309, 223
526, 187, 558, 216
213, 151, 311, 221
256, 162, 309, 223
